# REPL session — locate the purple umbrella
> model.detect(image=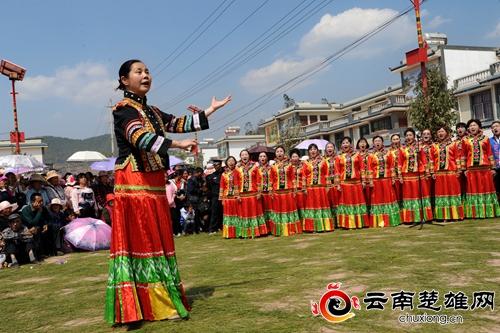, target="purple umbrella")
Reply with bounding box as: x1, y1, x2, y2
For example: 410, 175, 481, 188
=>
90, 157, 117, 172
295, 139, 330, 150
64, 218, 111, 251
169, 155, 184, 166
